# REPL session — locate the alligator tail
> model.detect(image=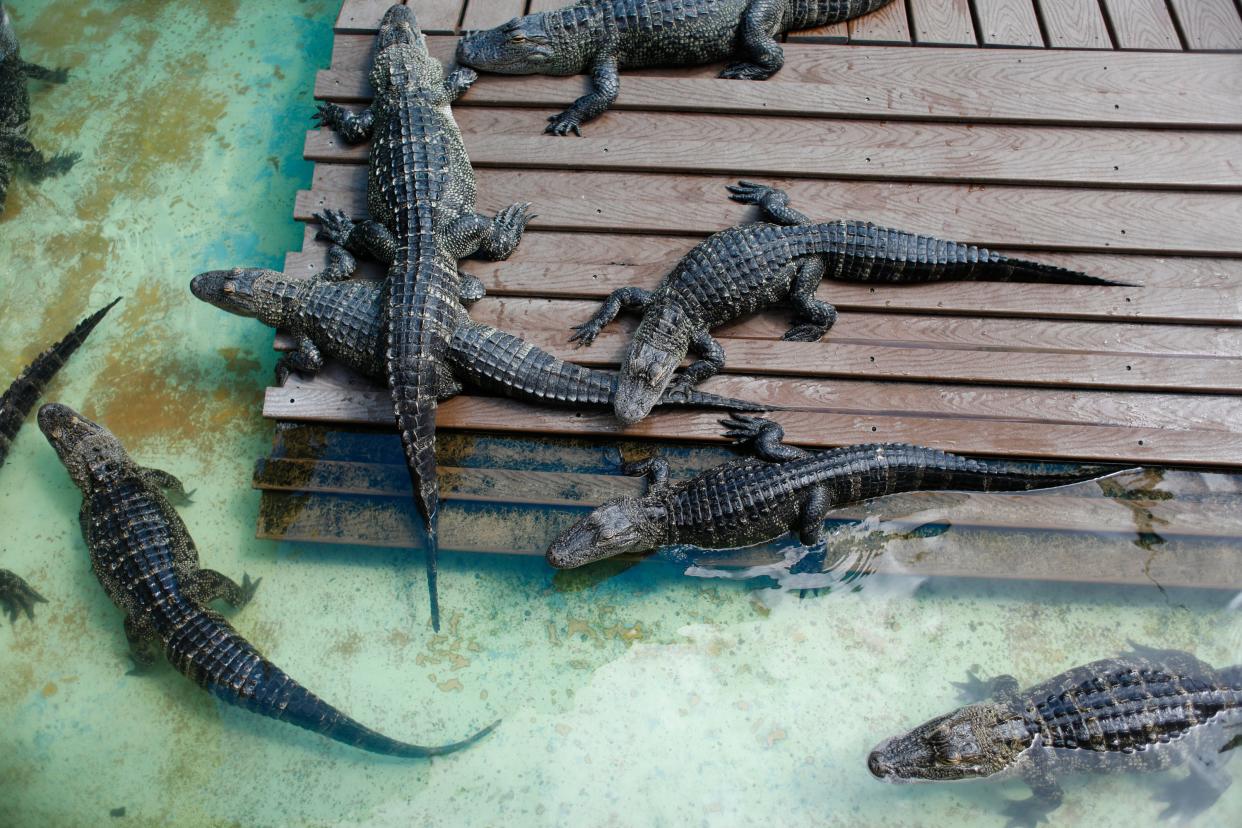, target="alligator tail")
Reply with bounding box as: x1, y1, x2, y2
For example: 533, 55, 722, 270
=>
903, 446, 1134, 493
785, 1, 898, 31
0, 297, 120, 466
661, 386, 771, 412
184, 613, 496, 757
980, 251, 1133, 286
